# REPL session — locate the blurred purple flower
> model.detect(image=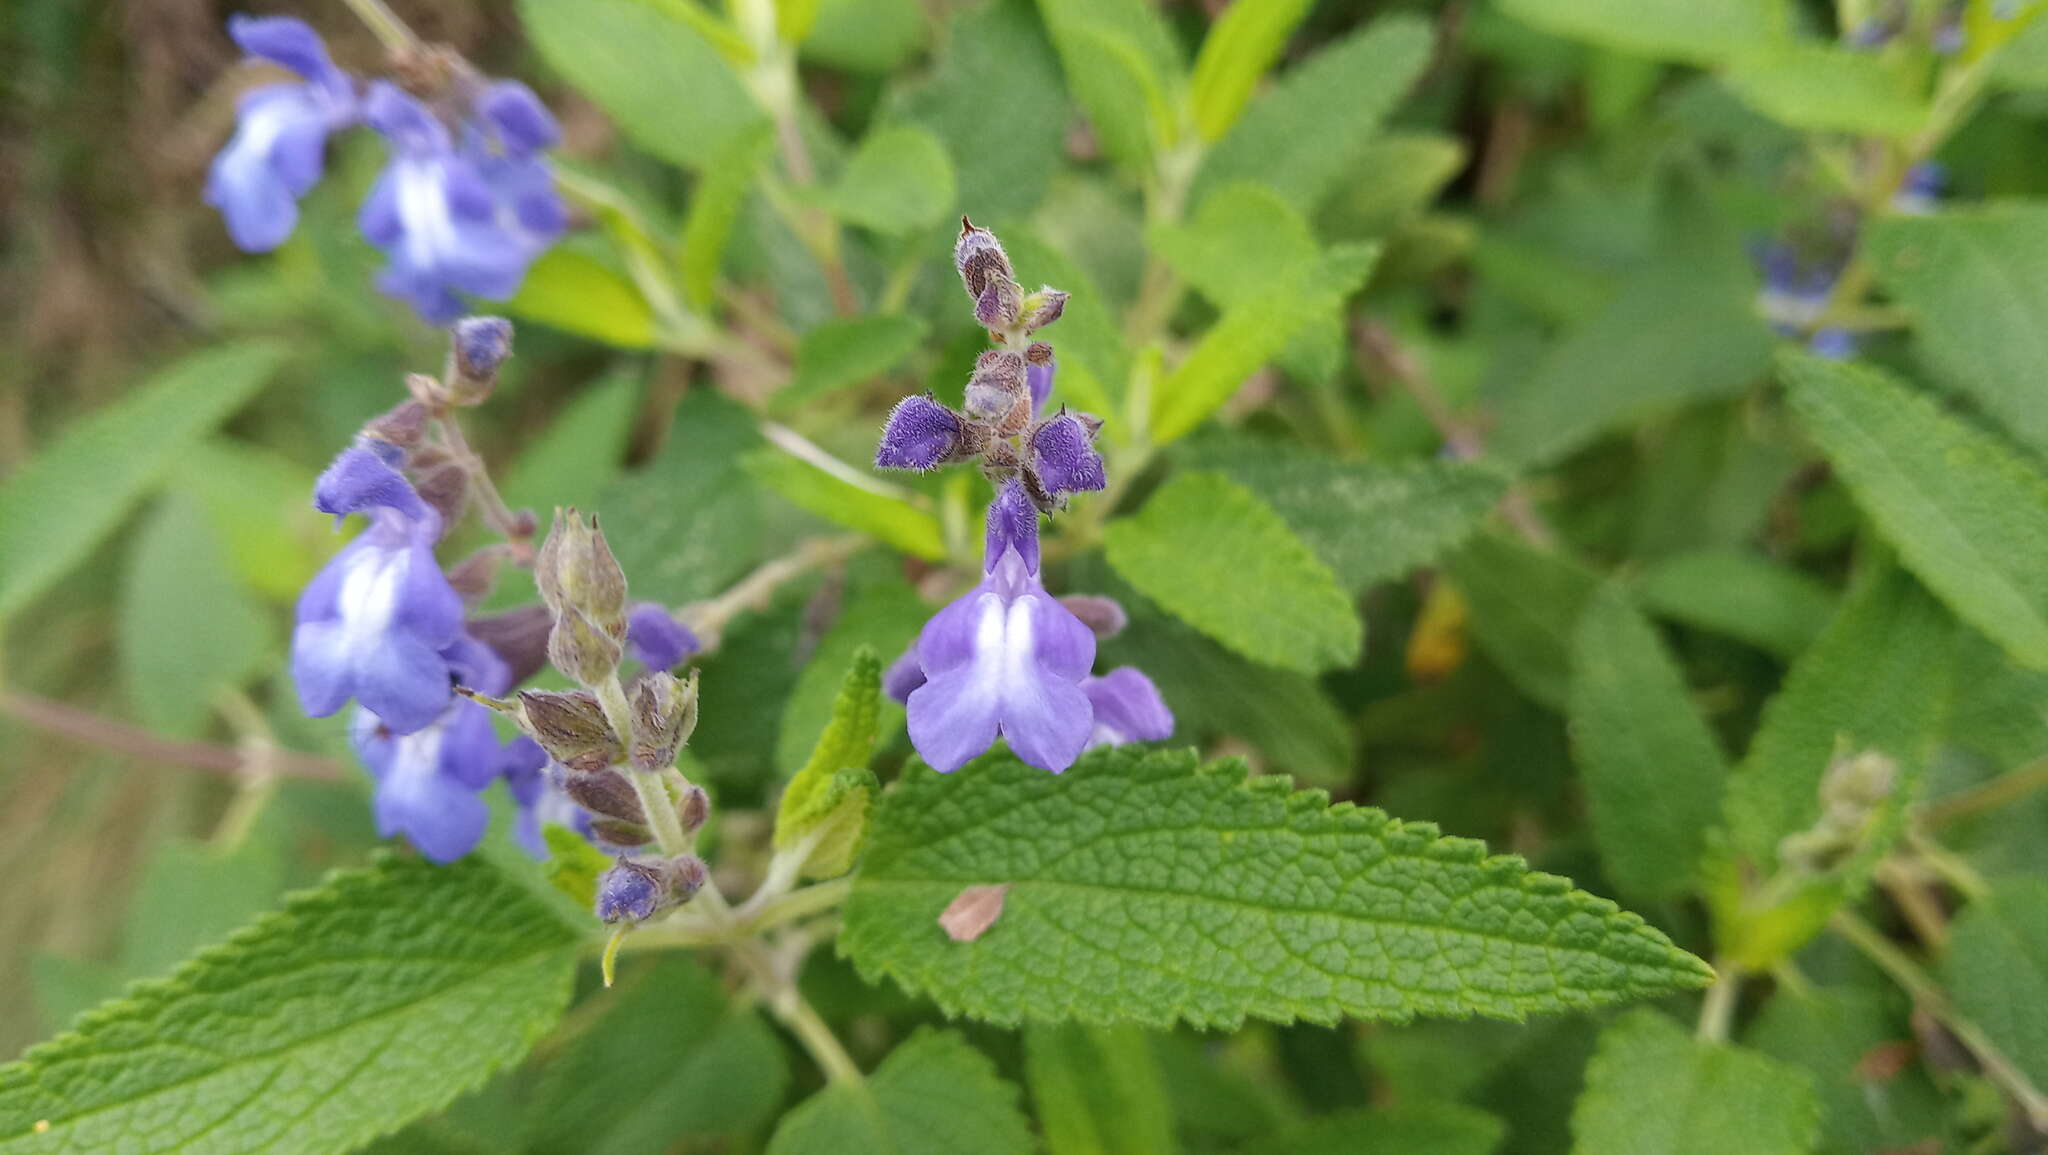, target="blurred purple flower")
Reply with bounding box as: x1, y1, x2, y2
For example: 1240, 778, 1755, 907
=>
205, 15, 360, 251
627, 603, 699, 670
